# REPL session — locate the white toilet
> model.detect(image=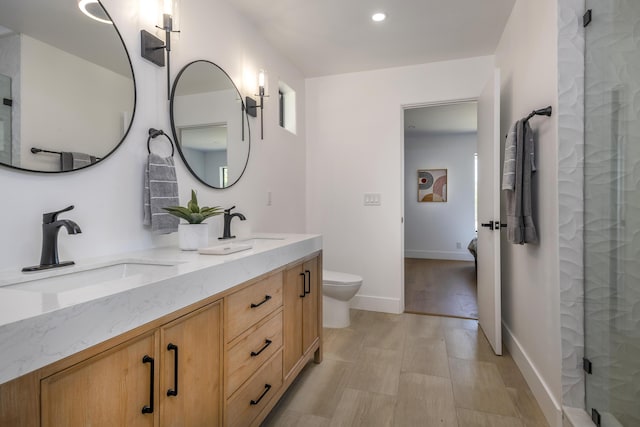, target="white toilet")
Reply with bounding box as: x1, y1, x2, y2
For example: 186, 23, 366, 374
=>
322, 269, 363, 328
